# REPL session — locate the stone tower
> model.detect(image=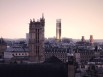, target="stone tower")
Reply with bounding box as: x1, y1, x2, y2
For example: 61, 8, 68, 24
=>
29, 14, 45, 63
